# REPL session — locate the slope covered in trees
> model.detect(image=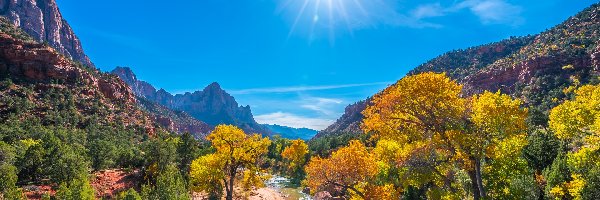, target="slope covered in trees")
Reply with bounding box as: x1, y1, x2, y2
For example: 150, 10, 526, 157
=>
316, 3, 600, 139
